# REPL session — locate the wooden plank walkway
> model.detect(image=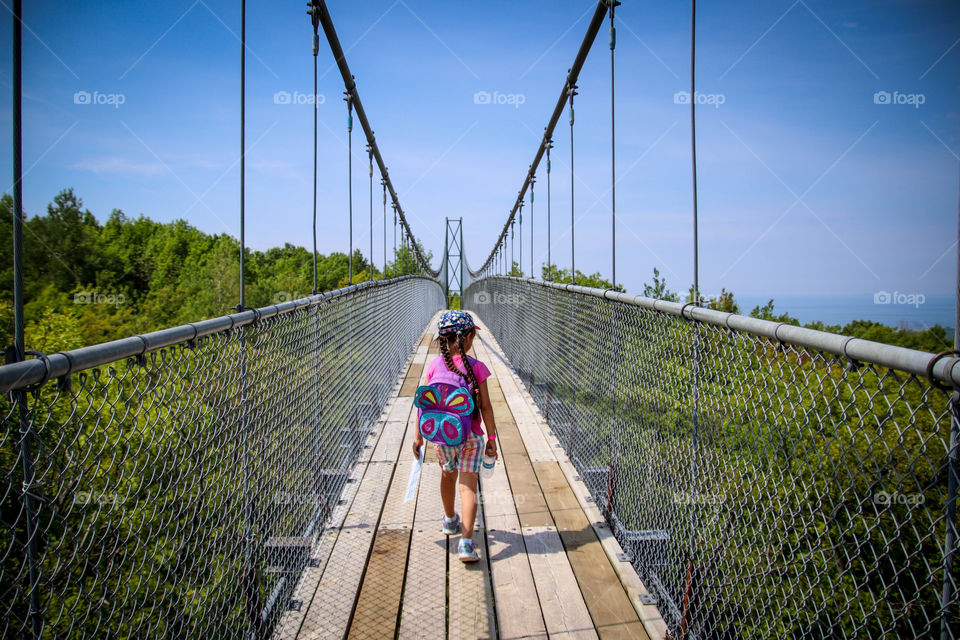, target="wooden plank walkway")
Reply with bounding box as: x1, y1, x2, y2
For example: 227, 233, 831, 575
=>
279, 313, 666, 640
